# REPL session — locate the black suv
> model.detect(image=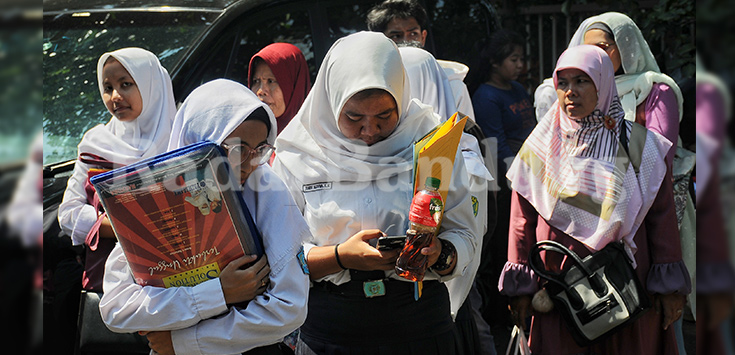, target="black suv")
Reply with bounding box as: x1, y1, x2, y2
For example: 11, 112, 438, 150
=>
43, 1, 497, 353
43, 0, 498, 173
